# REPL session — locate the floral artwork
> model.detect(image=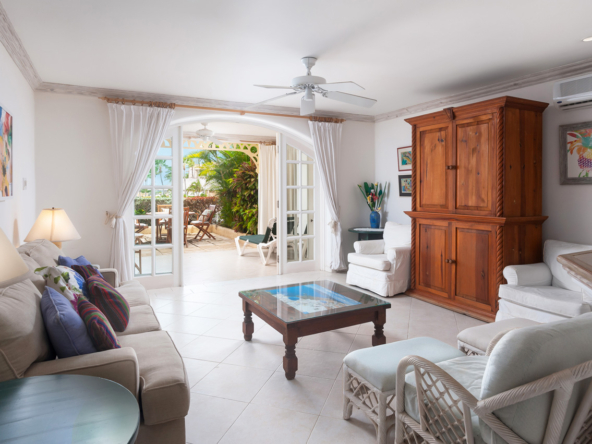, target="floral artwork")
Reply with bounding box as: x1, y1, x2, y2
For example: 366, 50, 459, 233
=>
397, 146, 412, 171
0, 107, 12, 198
398, 175, 412, 196
560, 122, 592, 184
357, 182, 387, 211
